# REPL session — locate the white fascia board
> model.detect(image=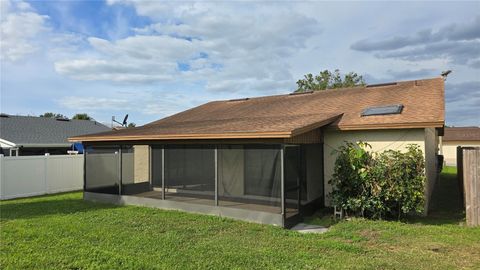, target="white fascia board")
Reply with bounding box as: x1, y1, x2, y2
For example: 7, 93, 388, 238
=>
0, 138, 16, 148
